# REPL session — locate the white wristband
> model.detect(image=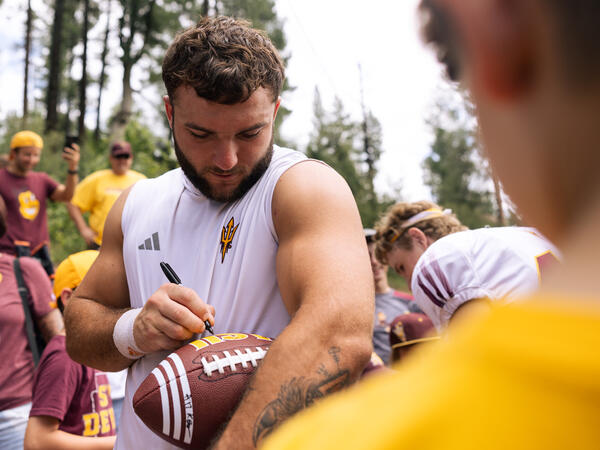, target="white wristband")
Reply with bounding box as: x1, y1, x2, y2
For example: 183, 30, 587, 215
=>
113, 308, 146, 360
